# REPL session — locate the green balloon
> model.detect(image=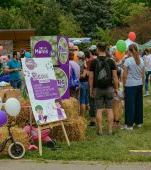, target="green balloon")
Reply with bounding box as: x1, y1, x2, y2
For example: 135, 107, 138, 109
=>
116, 40, 126, 53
